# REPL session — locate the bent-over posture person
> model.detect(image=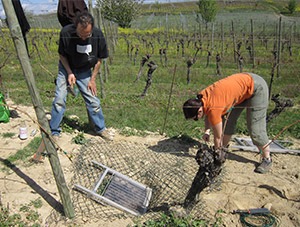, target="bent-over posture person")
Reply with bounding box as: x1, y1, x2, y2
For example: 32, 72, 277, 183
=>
183, 72, 271, 174
50, 12, 113, 141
